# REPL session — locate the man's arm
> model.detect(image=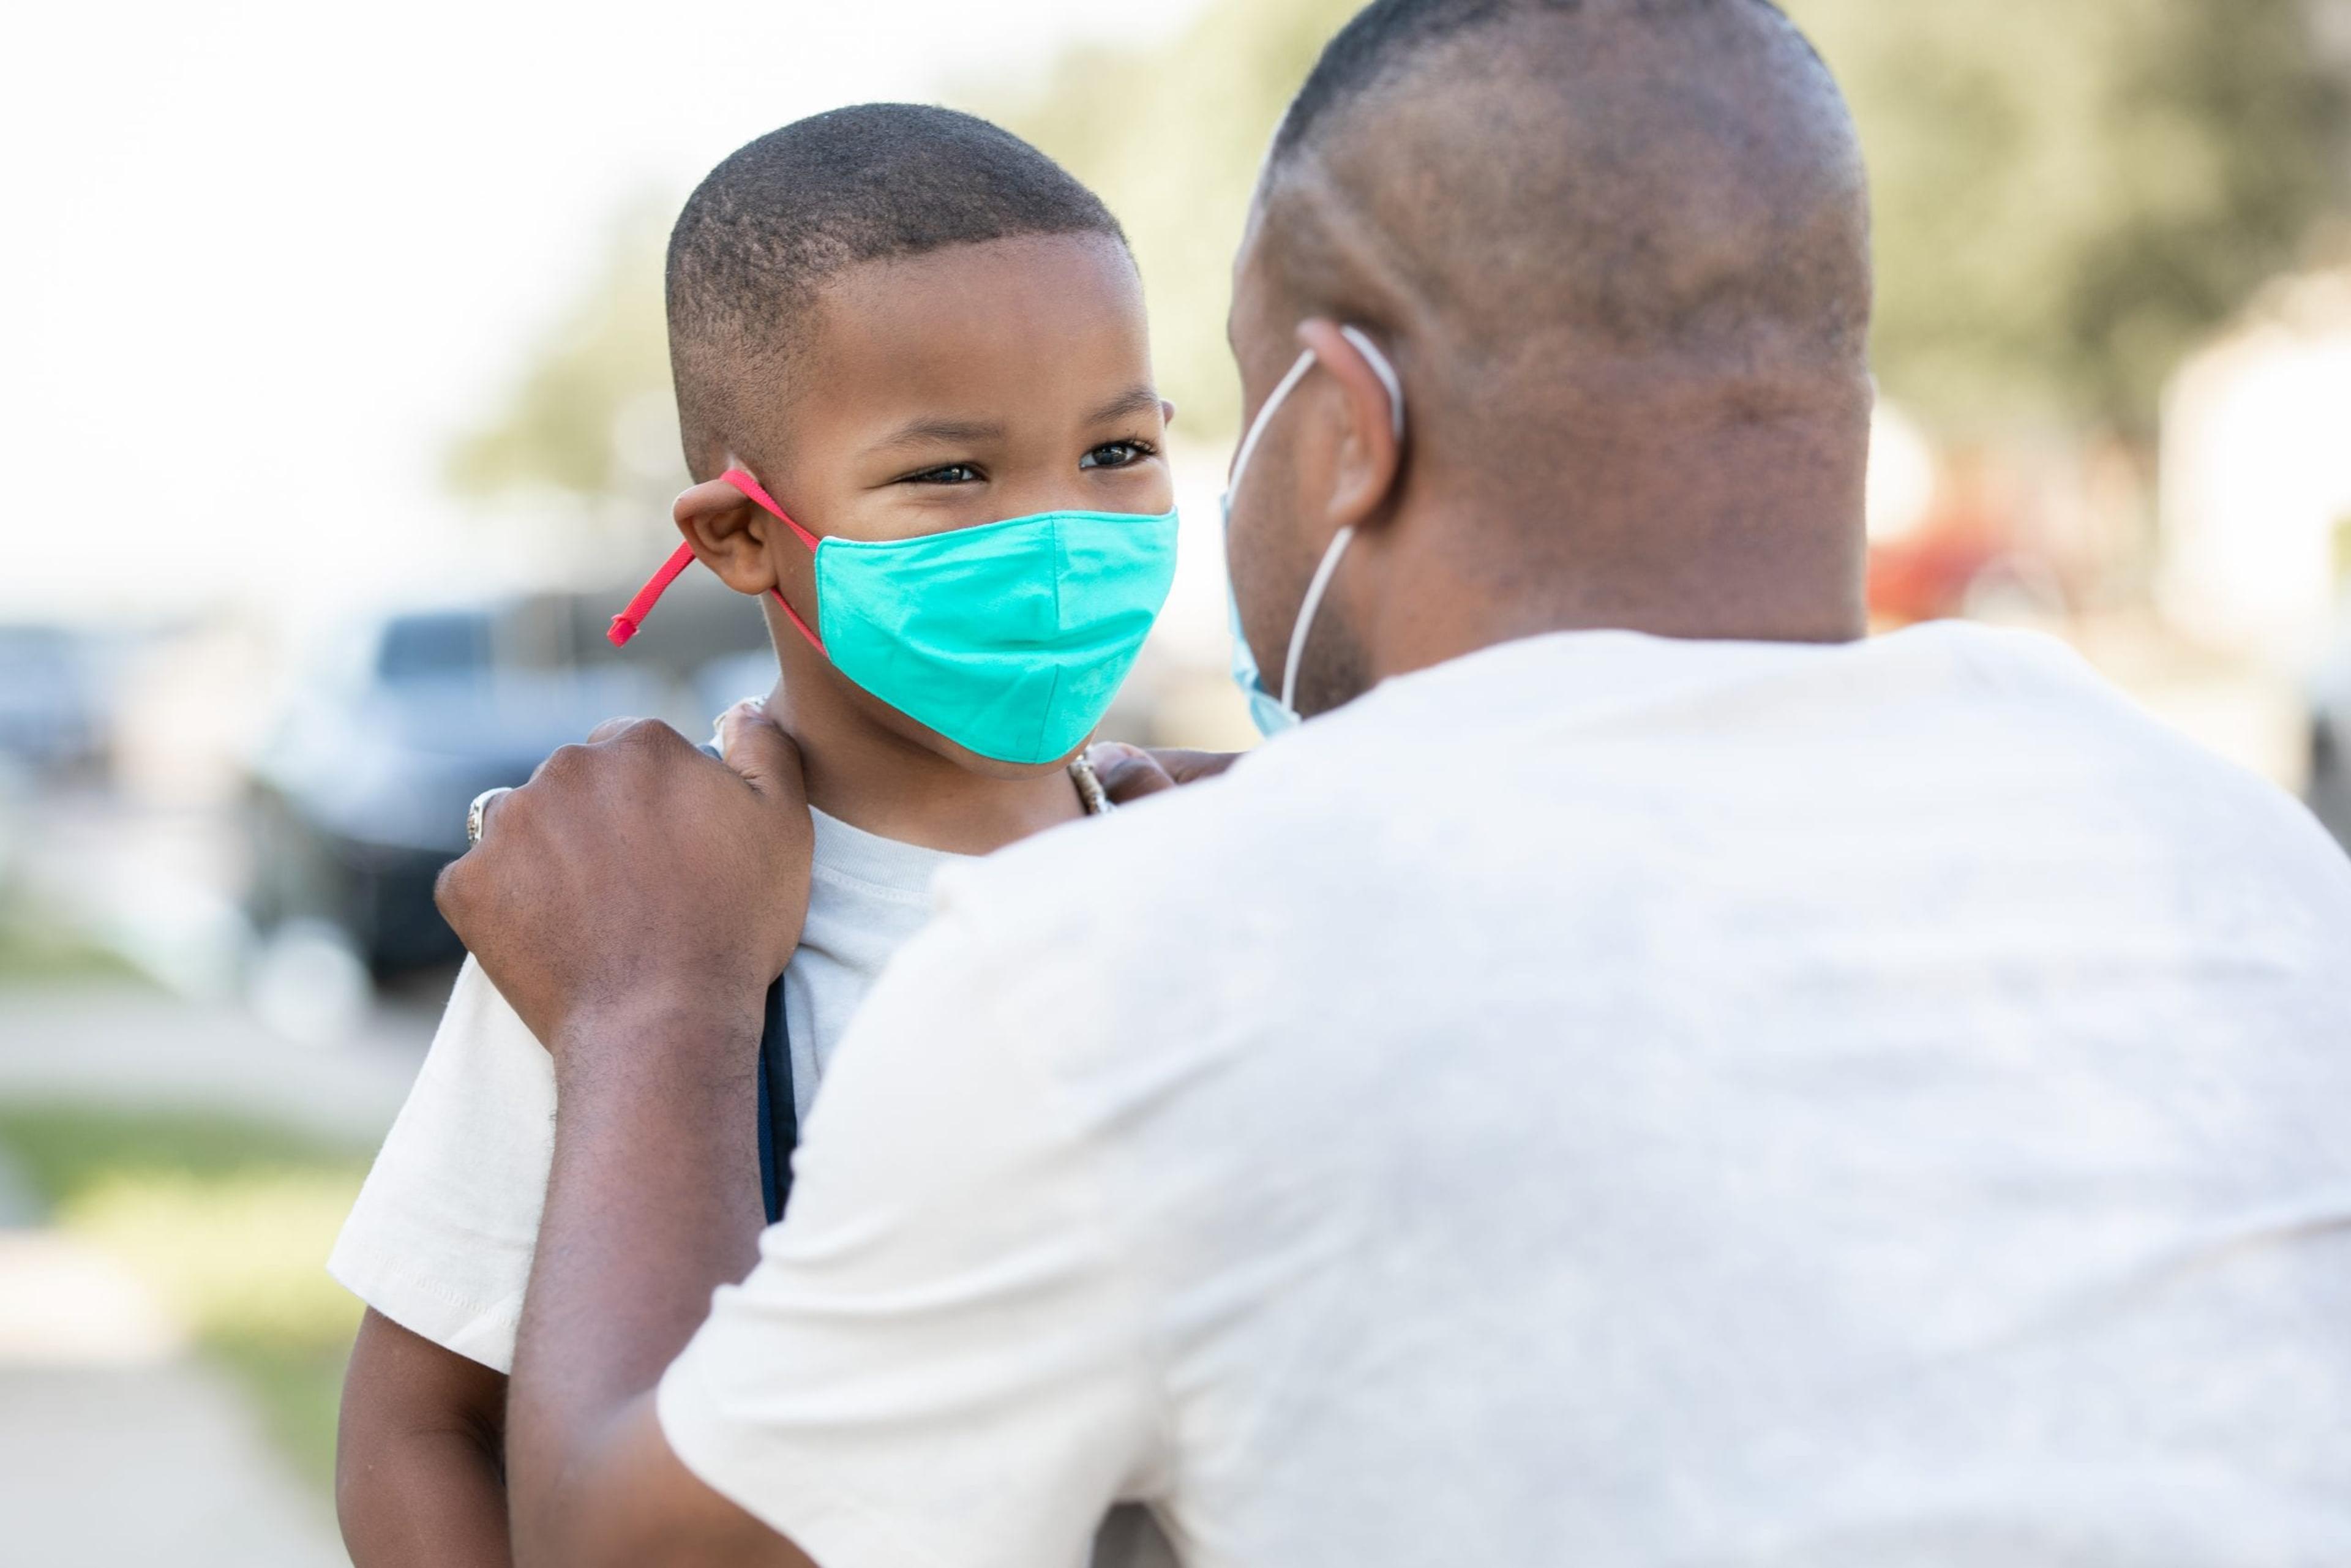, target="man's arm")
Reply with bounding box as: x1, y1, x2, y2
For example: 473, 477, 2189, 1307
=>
336, 1310, 513, 1568
436, 707, 816, 1568
444, 706, 1161, 1567
509, 993, 808, 1567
